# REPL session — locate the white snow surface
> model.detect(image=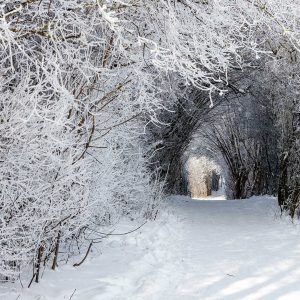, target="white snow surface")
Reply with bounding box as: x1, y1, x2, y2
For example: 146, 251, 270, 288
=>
193, 189, 226, 200
2, 196, 300, 300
